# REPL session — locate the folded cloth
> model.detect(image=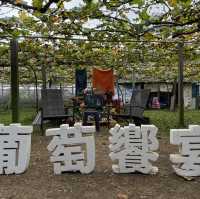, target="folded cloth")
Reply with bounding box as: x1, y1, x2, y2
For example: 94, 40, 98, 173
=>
92, 68, 114, 95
